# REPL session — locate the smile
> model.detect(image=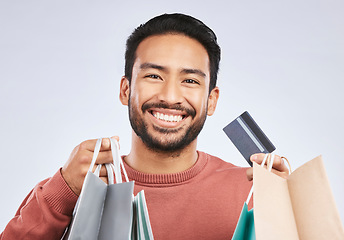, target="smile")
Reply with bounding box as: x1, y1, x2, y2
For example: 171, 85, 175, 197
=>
151, 111, 184, 123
